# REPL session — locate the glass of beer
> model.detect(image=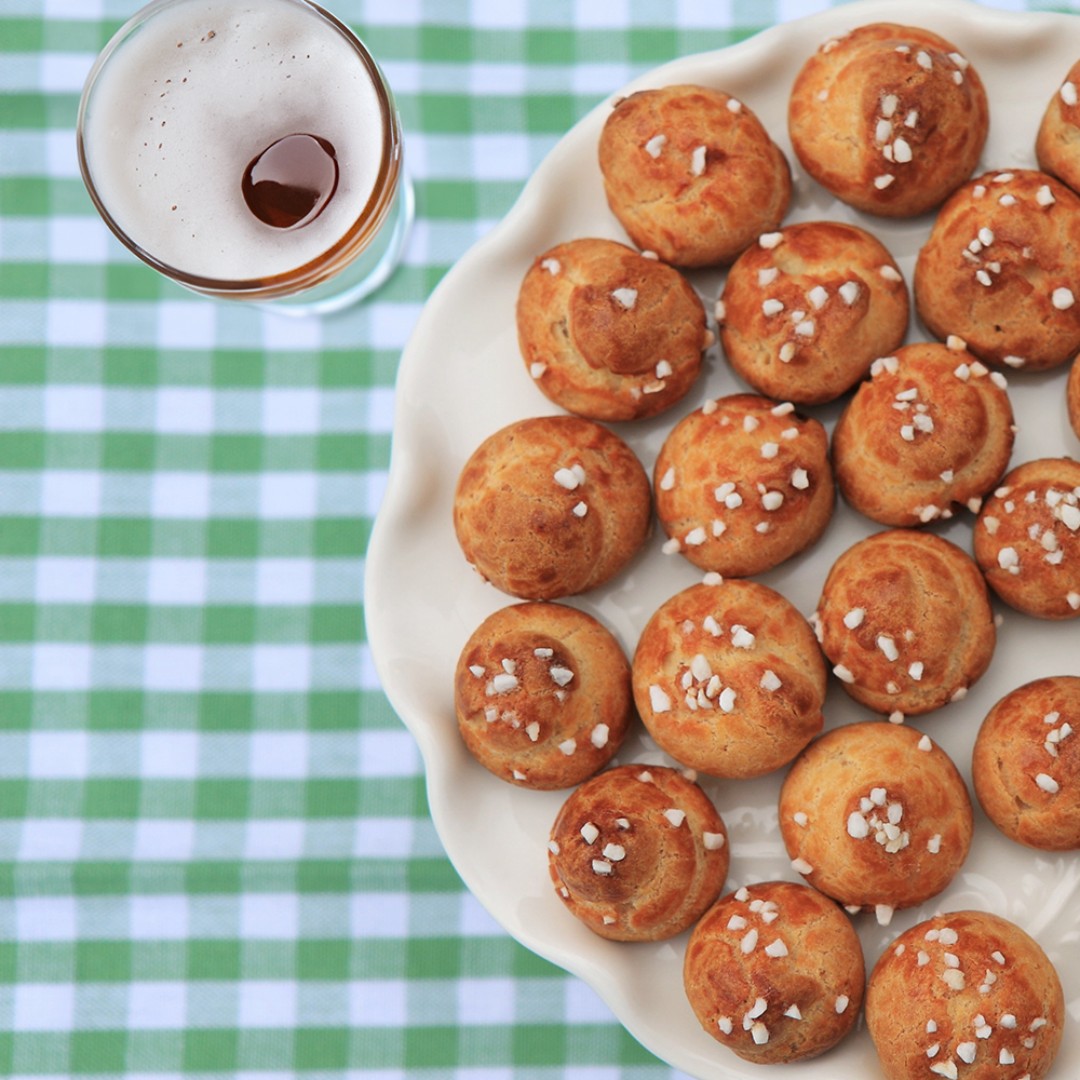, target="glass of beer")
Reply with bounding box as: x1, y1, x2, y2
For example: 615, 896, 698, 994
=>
77, 0, 413, 316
